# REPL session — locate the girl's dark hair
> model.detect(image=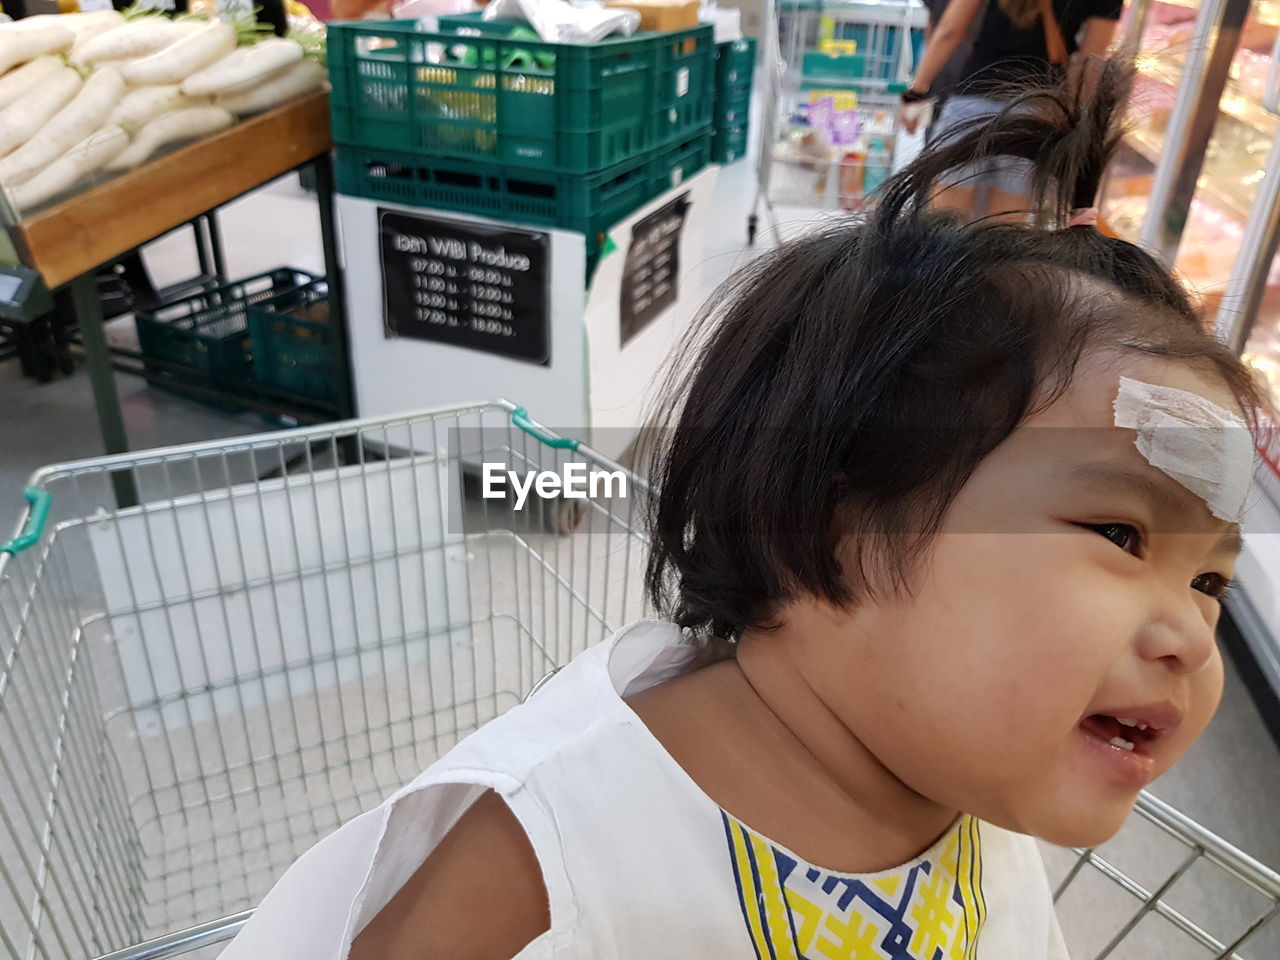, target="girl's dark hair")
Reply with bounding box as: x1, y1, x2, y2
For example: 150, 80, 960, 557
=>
644, 59, 1266, 643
